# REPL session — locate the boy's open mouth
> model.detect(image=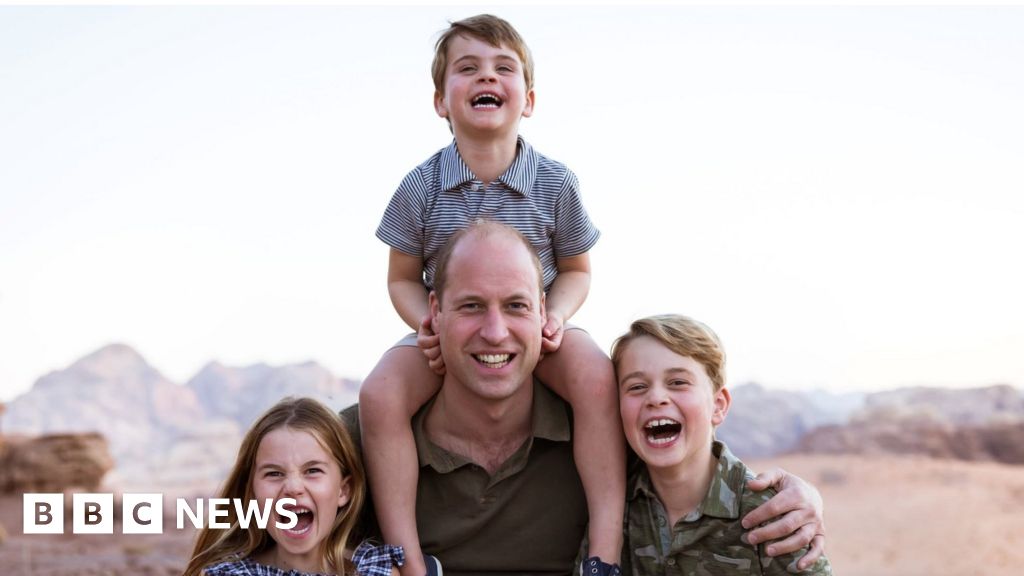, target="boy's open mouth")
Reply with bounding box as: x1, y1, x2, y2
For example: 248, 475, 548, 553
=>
473, 353, 513, 368
472, 93, 503, 108
644, 418, 682, 445
280, 505, 314, 536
